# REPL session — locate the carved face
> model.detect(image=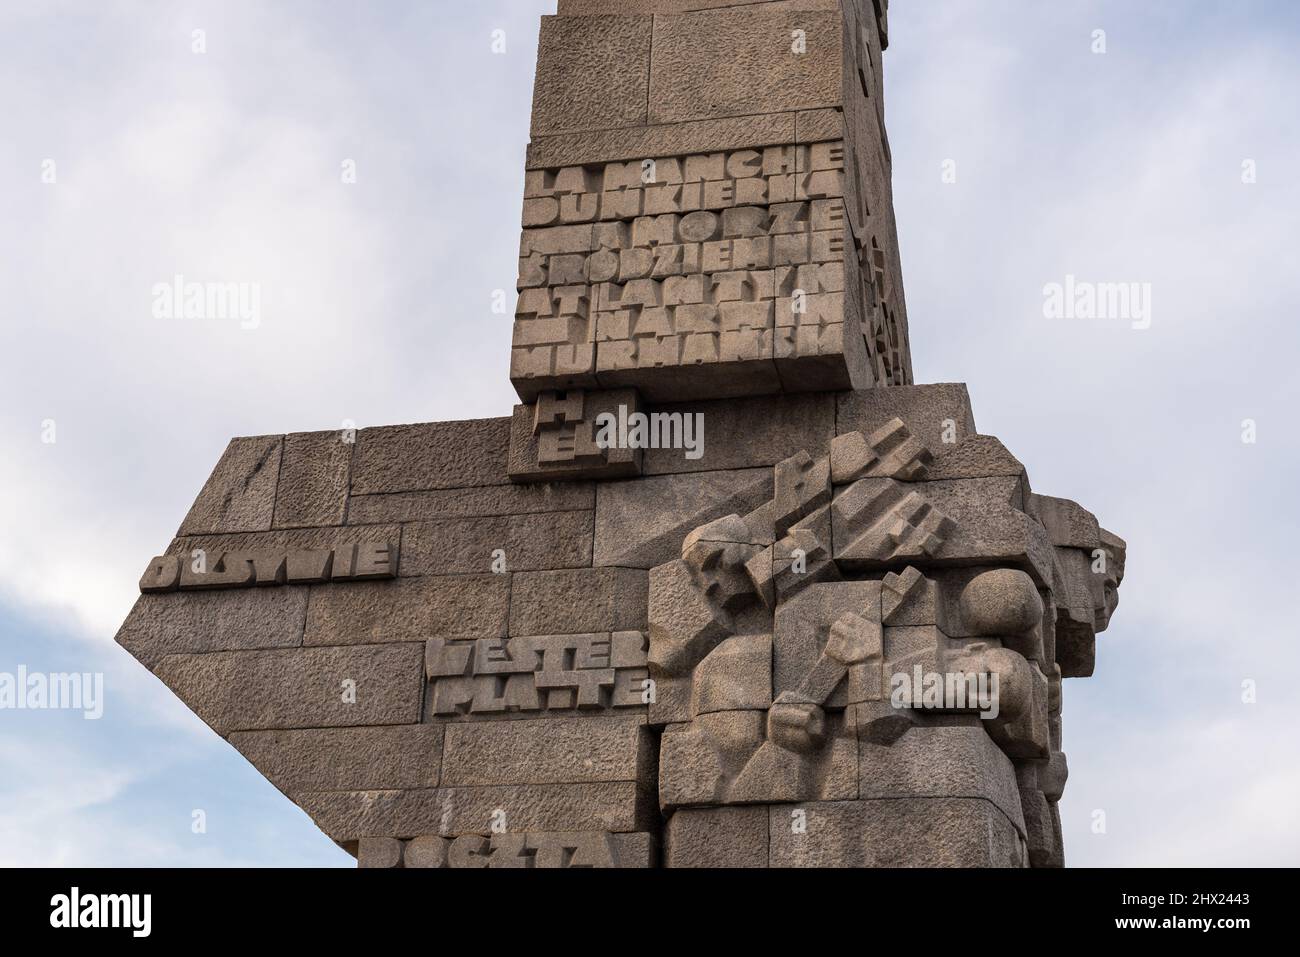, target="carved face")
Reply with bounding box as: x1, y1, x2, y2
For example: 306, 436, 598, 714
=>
1096, 530, 1127, 630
